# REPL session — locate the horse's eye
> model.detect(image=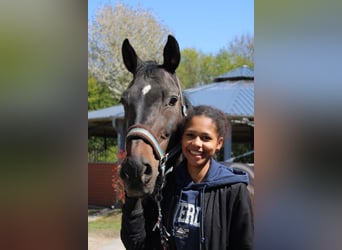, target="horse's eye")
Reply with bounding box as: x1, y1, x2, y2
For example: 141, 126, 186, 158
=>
168, 96, 178, 106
